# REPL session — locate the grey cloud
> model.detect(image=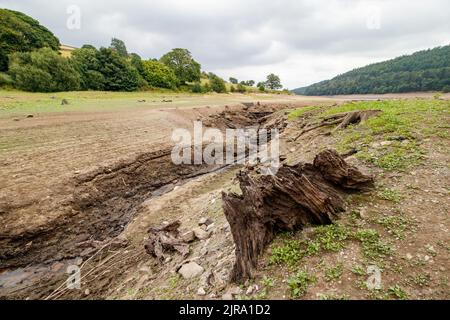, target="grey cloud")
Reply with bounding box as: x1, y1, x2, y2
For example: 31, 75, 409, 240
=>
0, 0, 449, 87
